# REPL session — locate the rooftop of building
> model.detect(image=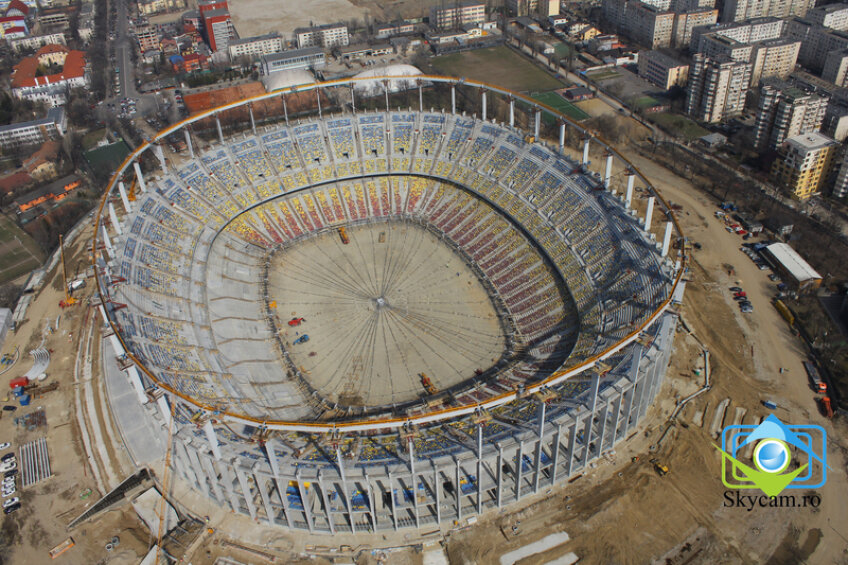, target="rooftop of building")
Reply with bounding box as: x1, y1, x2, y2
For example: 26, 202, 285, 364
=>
261, 46, 324, 62
293, 22, 347, 34
784, 131, 839, 152
810, 3, 848, 15
641, 49, 687, 67
0, 107, 64, 133
12, 49, 86, 89
6, 0, 28, 15
228, 32, 280, 45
